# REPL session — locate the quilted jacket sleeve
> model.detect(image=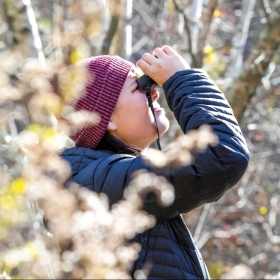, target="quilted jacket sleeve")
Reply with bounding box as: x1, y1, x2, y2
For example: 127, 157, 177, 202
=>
141, 69, 249, 218
72, 69, 249, 220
